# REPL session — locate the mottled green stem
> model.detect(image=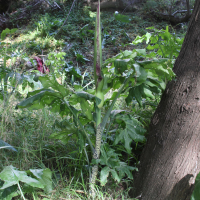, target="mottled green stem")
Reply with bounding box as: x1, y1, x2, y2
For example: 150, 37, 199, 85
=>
89, 74, 133, 197
89, 123, 103, 197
